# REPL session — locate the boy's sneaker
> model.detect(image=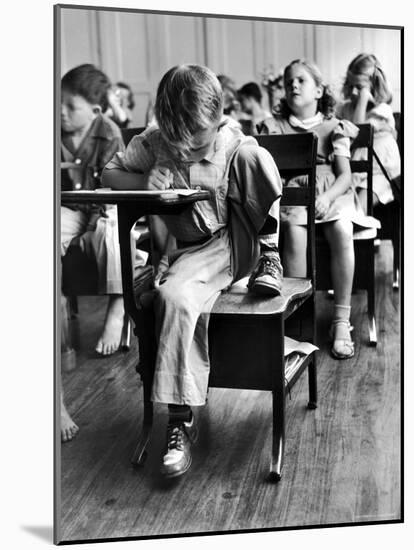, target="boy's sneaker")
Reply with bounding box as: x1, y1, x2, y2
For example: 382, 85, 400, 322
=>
248, 252, 283, 296
160, 415, 198, 478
